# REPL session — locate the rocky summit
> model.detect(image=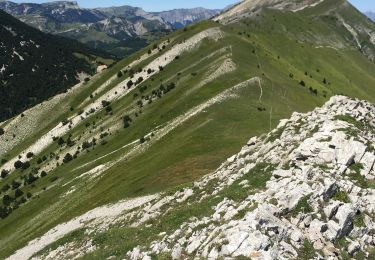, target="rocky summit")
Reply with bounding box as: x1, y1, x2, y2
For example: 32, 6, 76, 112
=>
124, 96, 375, 259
